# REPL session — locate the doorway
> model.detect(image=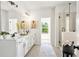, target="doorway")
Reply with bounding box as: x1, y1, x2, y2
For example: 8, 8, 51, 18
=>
41, 17, 51, 44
